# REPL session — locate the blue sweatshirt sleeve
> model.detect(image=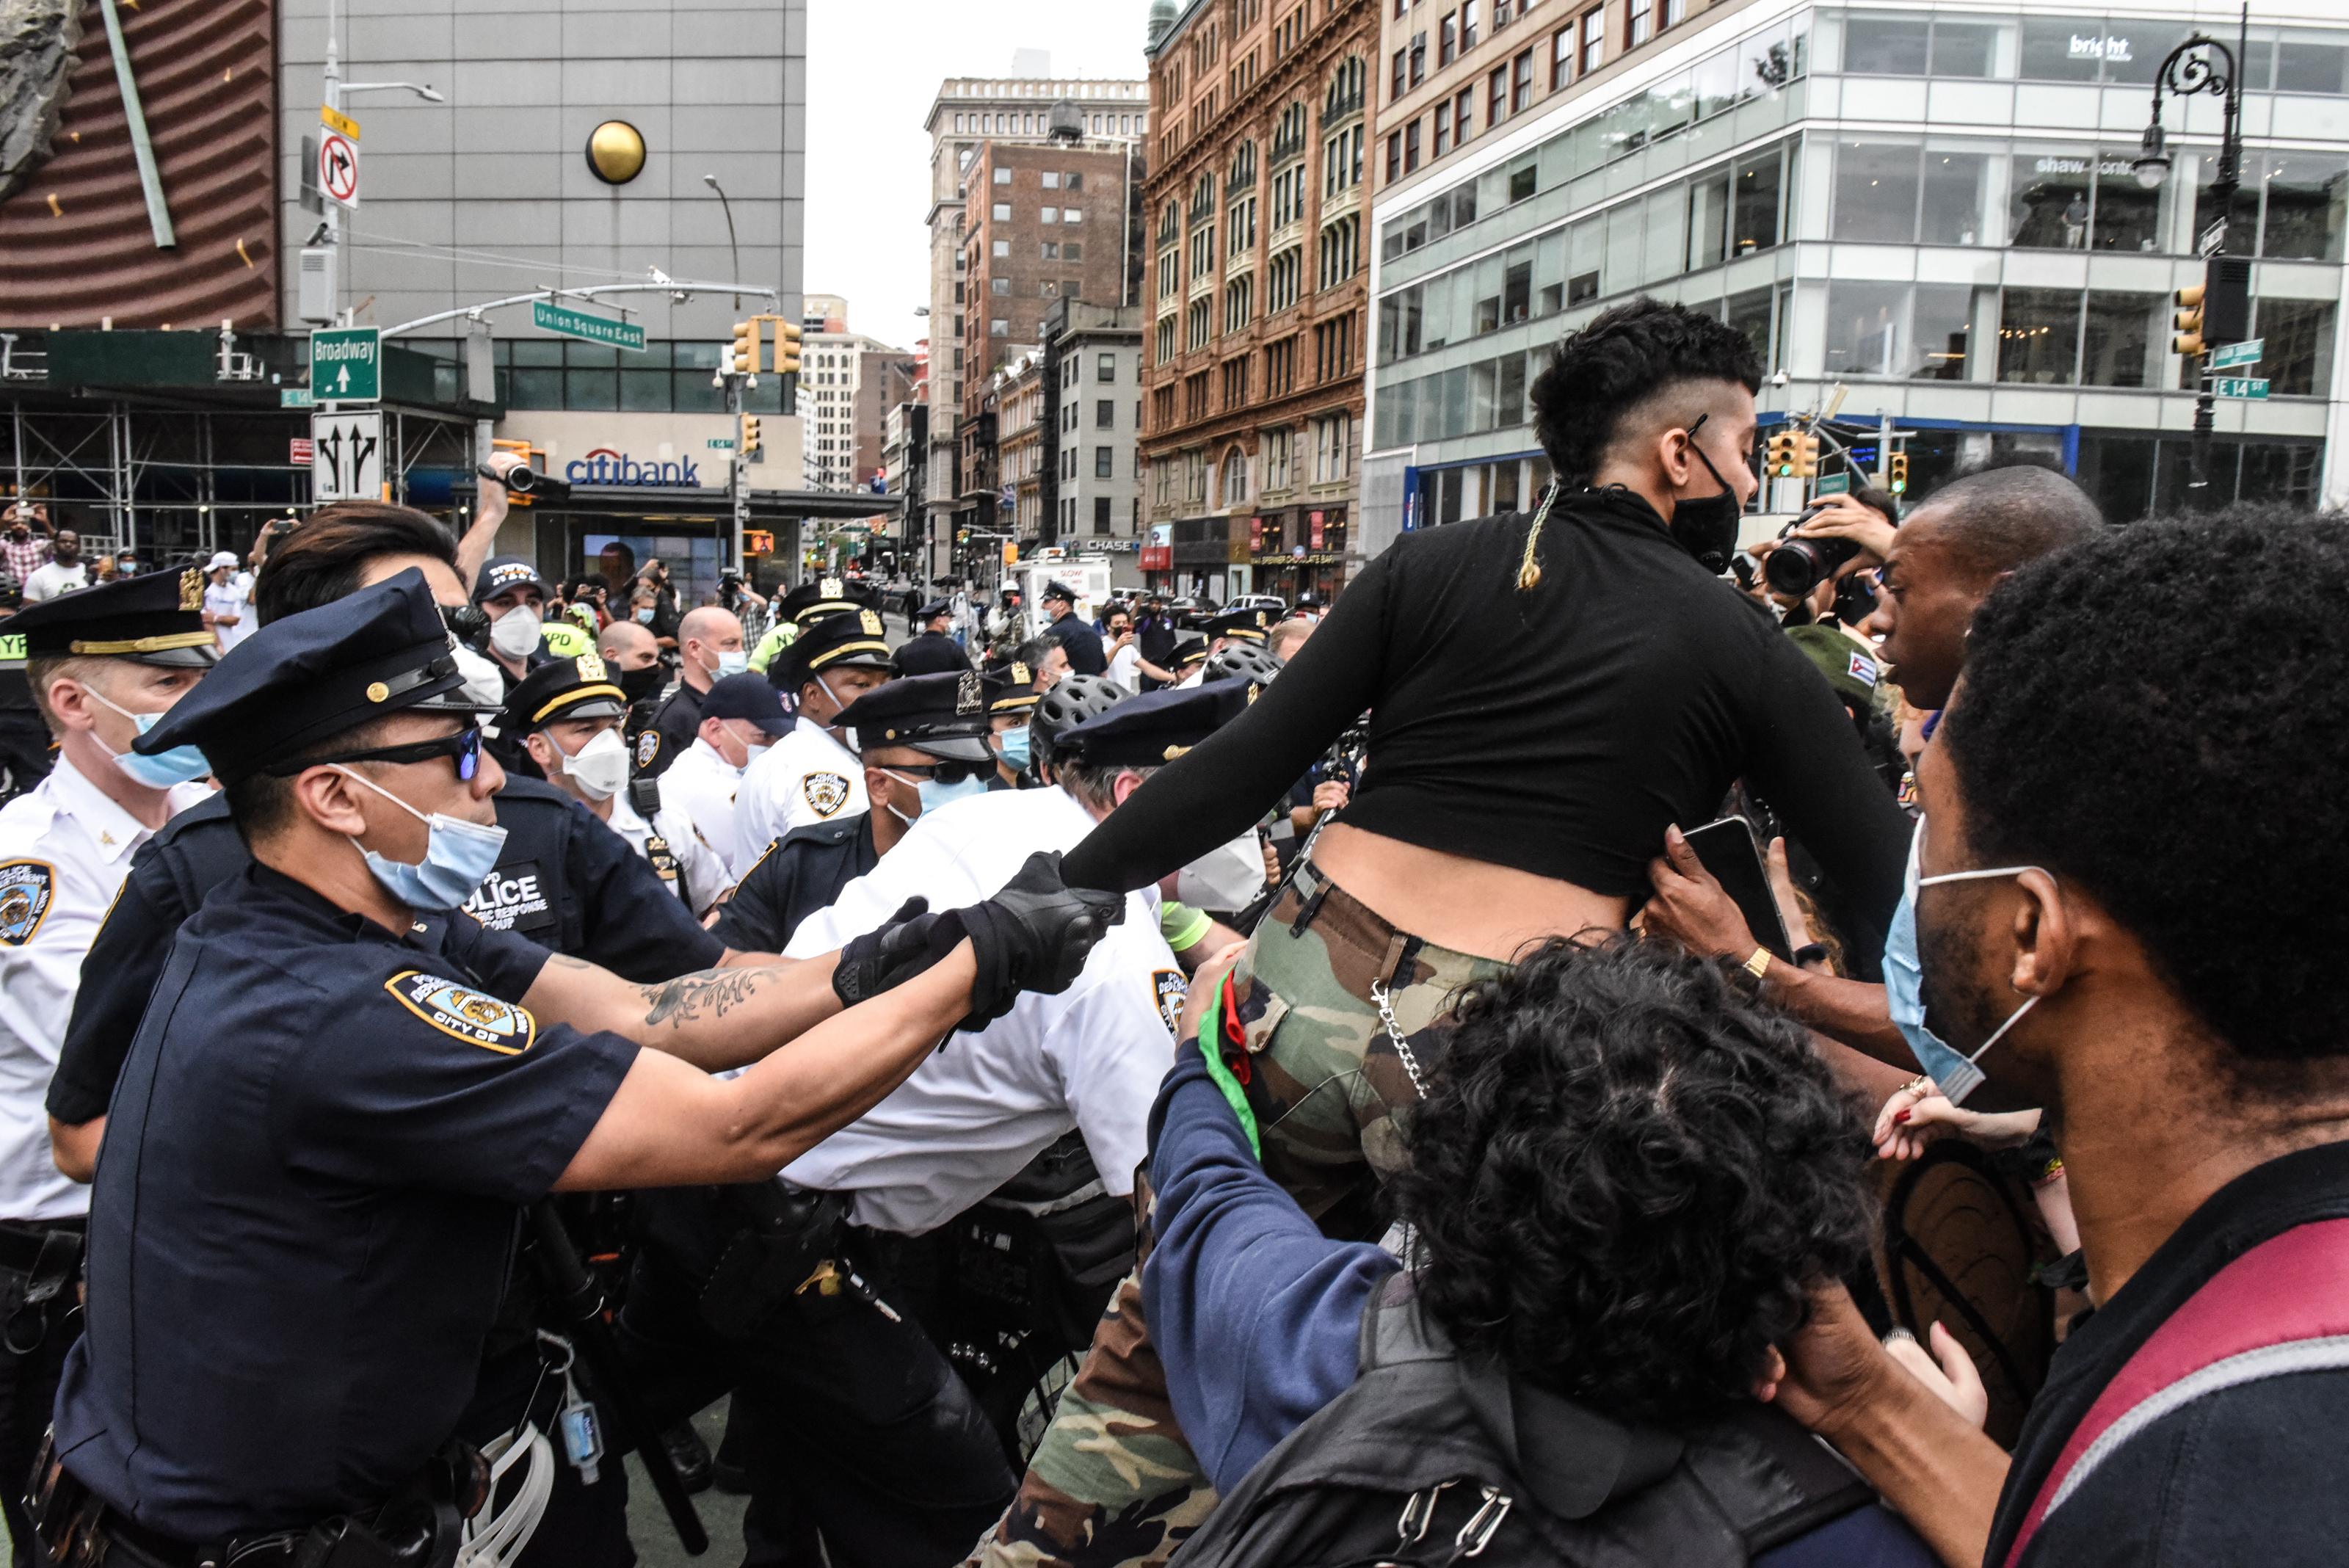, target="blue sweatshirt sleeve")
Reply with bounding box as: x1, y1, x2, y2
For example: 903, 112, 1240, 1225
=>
1141, 1037, 1400, 1496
